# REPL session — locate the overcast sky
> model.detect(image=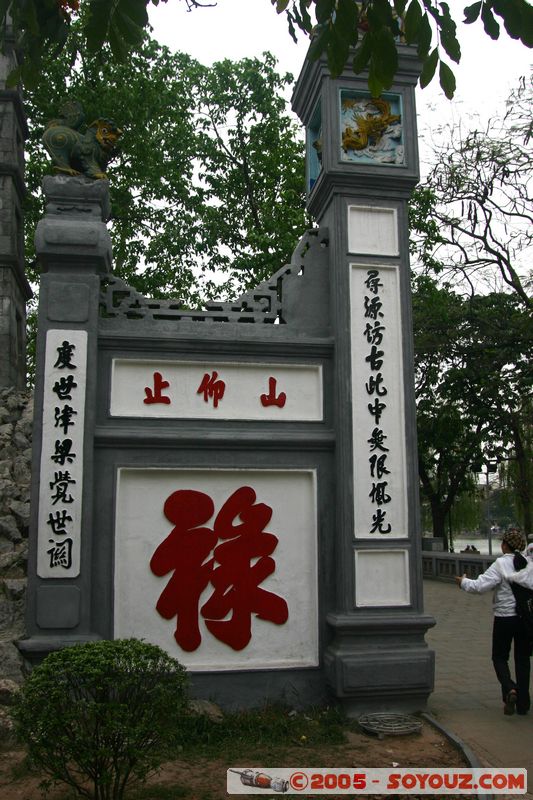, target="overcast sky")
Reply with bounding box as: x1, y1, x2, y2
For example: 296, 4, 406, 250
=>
148, 0, 532, 142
